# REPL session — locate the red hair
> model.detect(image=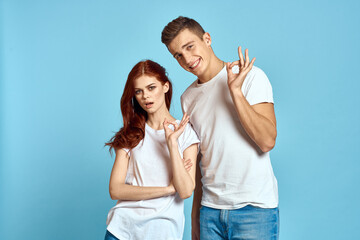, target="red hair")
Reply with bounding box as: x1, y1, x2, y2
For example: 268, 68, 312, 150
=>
106, 60, 172, 153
